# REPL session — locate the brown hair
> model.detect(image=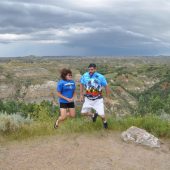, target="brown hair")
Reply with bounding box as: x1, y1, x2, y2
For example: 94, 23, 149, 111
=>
60, 68, 72, 80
